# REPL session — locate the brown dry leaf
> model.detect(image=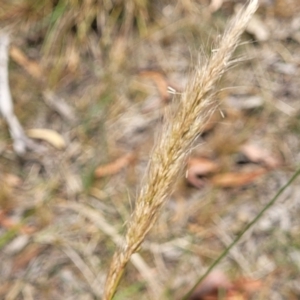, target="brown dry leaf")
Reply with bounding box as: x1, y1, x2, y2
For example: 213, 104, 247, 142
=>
209, 0, 224, 13
66, 45, 80, 72
10, 46, 44, 80
223, 292, 245, 300
246, 14, 270, 42
27, 128, 66, 150
109, 37, 127, 70
202, 291, 245, 300
43, 90, 77, 122
189, 271, 261, 300
139, 70, 170, 102
240, 143, 281, 169
0, 282, 12, 298
189, 270, 232, 300
12, 244, 45, 272
210, 168, 266, 188
2, 173, 22, 187
95, 152, 135, 178
201, 110, 221, 133
0, 210, 36, 234
187, 158, 219, 188
274, 0, 300, 18
234, 278, 262, 294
